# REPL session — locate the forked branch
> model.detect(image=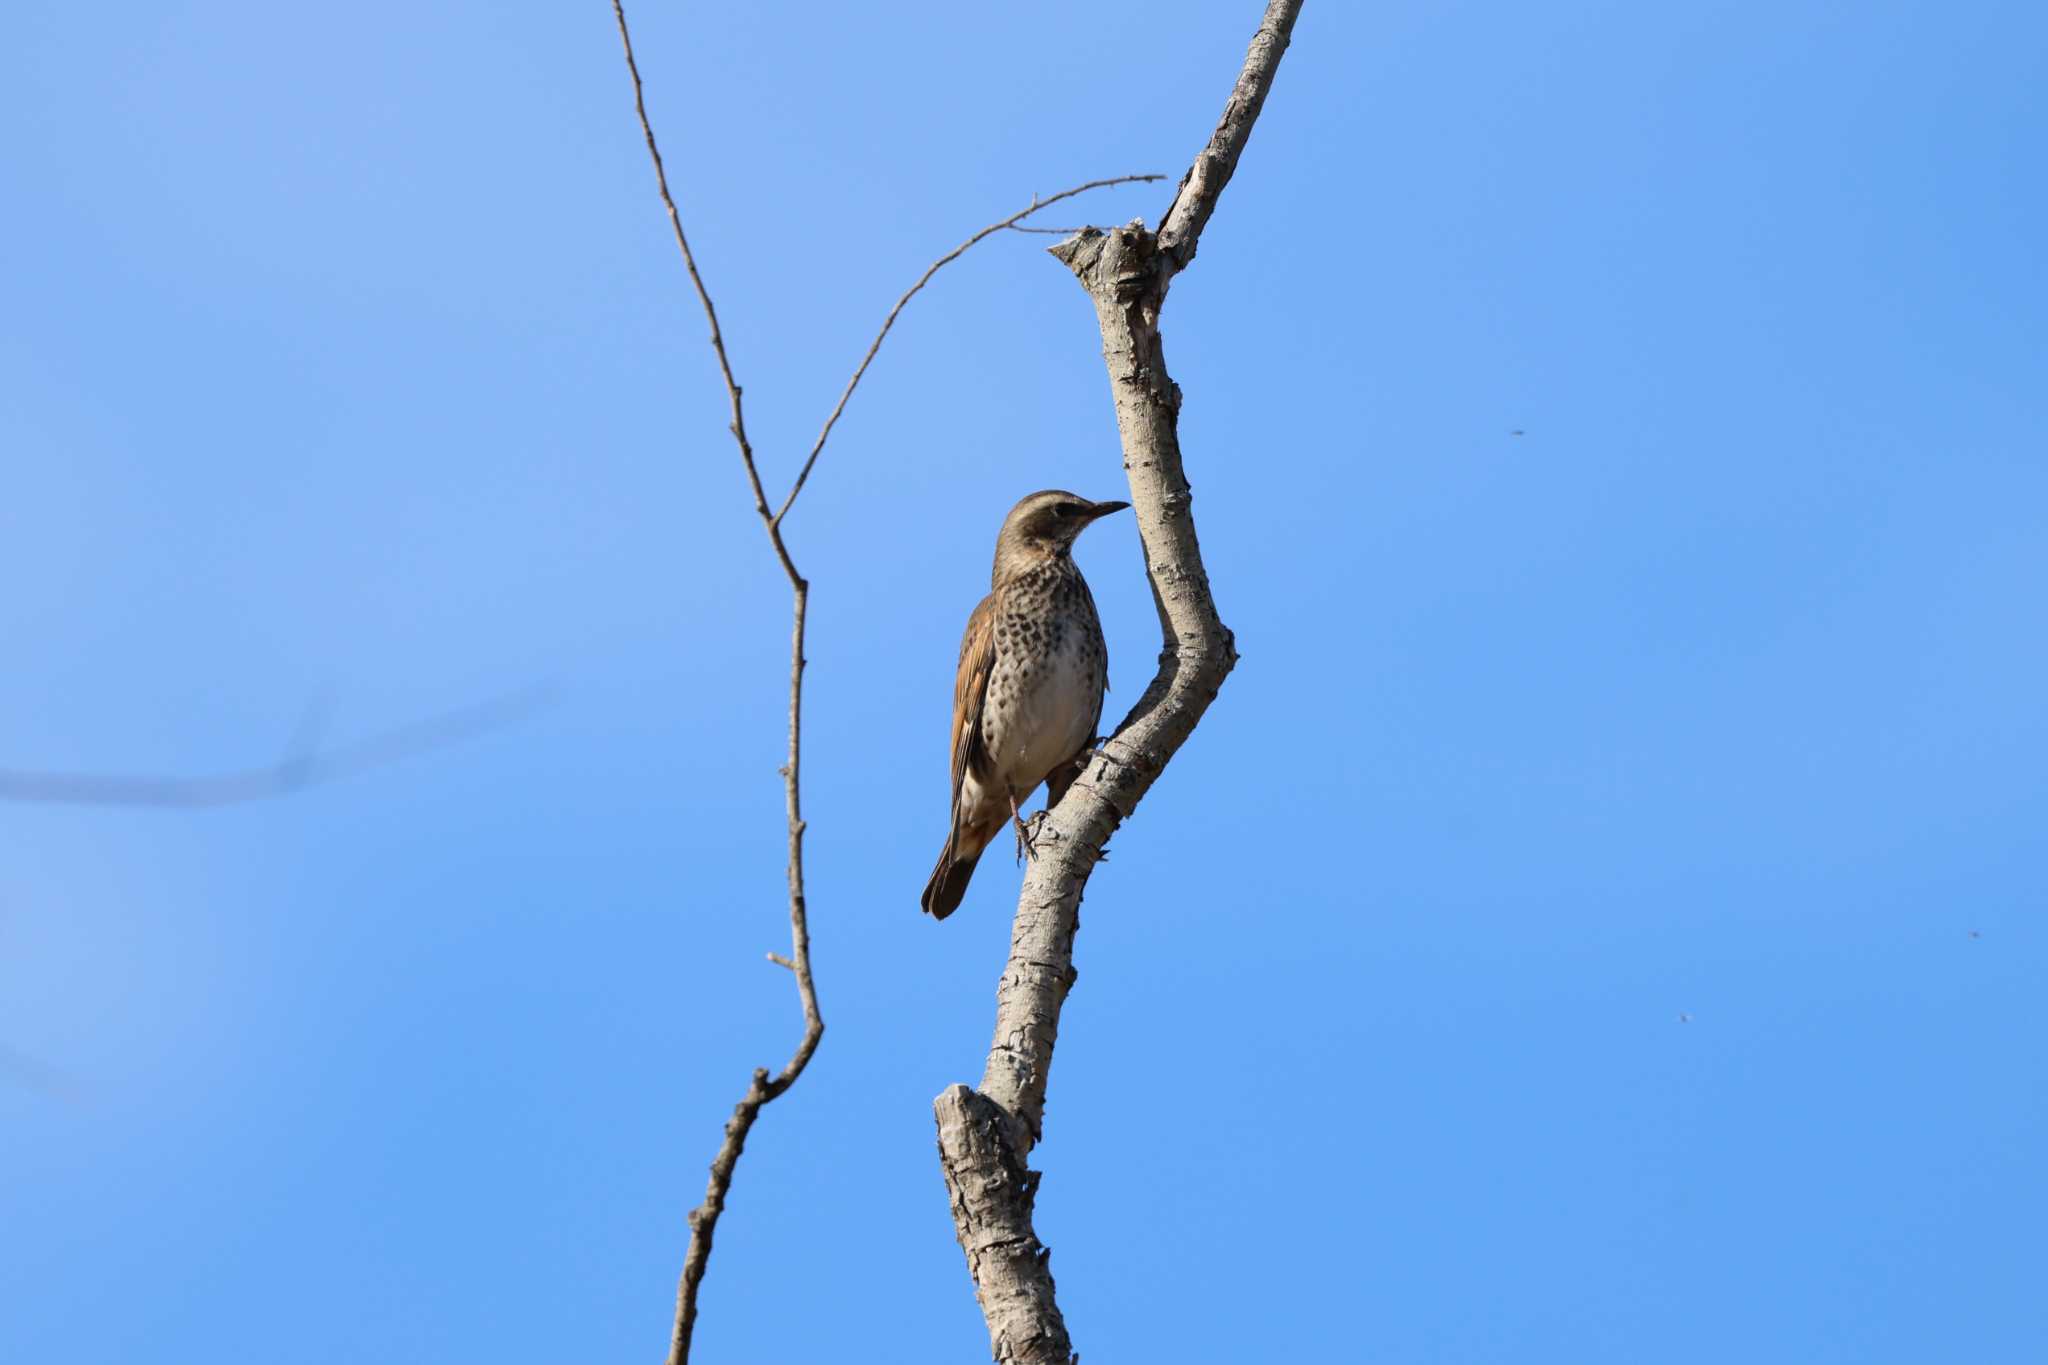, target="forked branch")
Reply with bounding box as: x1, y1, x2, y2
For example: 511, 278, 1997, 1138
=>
934, 4, 1303, 1360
